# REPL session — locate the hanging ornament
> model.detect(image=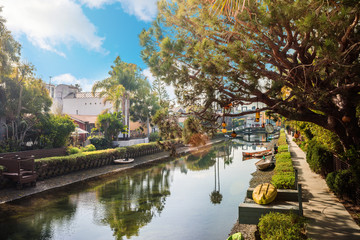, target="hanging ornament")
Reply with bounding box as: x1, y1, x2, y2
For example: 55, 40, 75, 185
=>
261, 123, 265, 128
222, 128, 227, 133
228, 102, 233, 107
231, 131, 237, 138
222, 121, 227, 127
255, 108, 260, 122
342, 115, 351, 123
294, 131, 300, 139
